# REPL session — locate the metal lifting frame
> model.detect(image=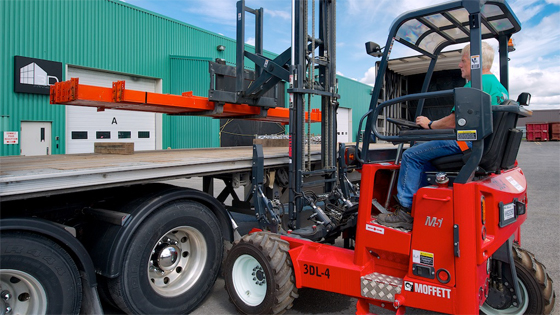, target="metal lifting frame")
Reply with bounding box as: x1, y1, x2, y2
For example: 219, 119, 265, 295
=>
213, 0, 339, 230
288, 0, 338, 229
226, 0, 292, 107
